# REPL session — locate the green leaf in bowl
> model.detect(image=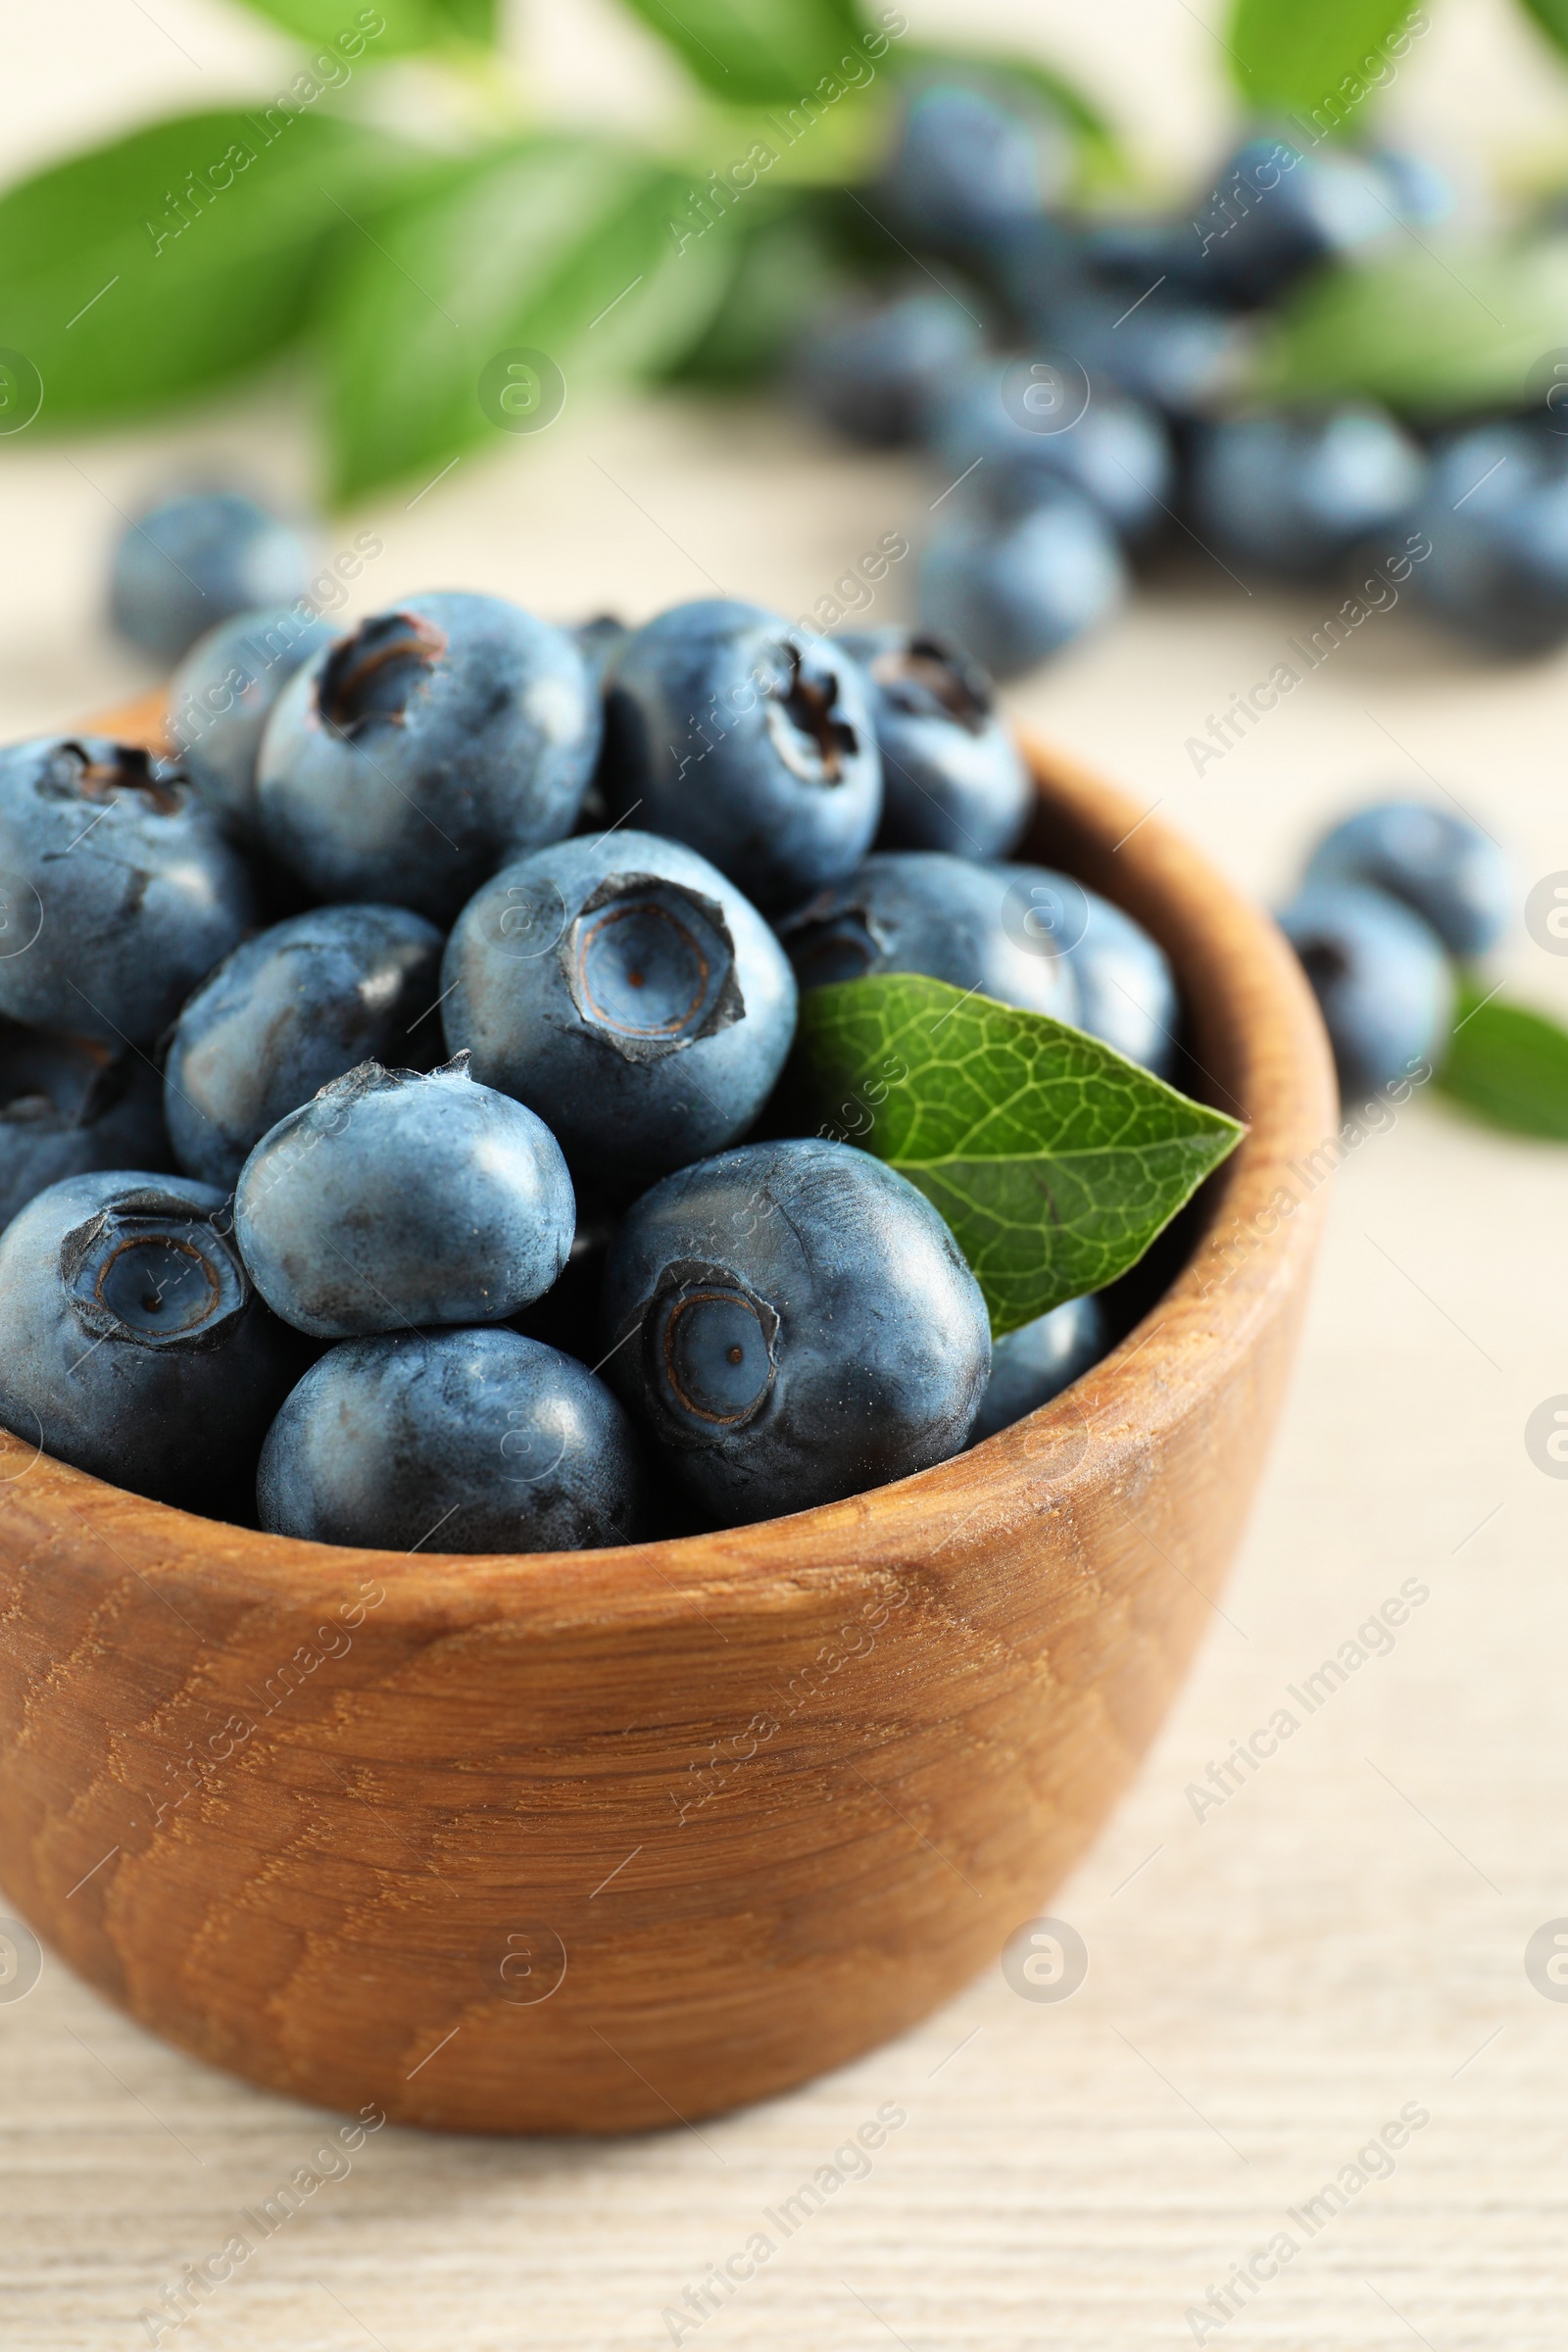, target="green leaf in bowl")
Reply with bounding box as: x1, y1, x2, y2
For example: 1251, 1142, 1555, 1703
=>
0, 110, 427, 425
794, 973, 1246, 1335
1437, 979, 1568, 1139
318, 134, 738, 499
